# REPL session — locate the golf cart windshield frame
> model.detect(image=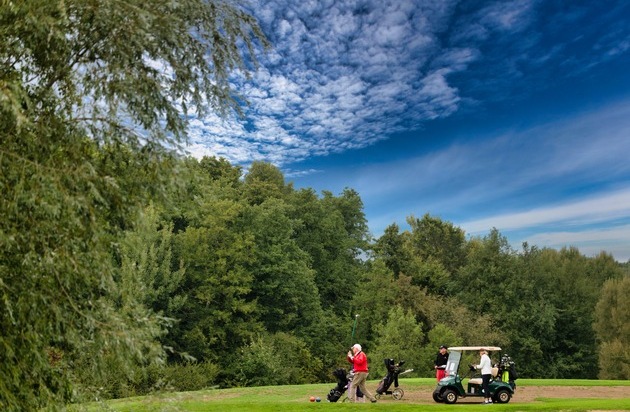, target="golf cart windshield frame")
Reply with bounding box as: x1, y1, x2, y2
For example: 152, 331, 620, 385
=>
444, 346, 501, 376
